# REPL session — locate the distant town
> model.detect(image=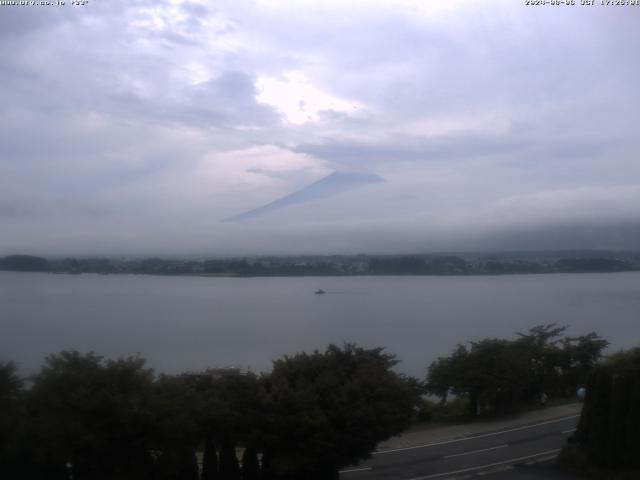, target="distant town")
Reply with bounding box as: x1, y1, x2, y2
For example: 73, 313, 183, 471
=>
2, 251, 640, 277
